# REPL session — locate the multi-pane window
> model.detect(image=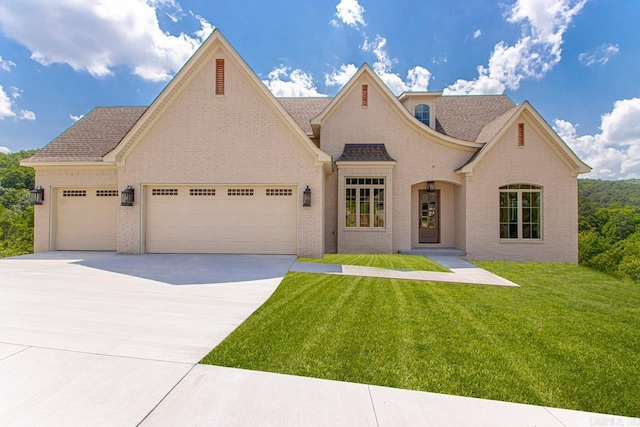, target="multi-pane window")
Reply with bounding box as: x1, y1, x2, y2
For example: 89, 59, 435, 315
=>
345, 178, 385, 228
415, 104, 430, 126
499, 184, 542, 240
